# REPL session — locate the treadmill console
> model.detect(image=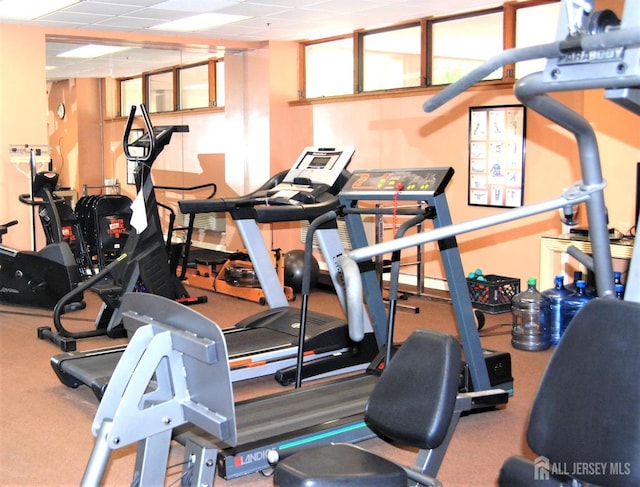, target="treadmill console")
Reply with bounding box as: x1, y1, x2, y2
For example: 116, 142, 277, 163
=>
258, 147, 355, 205
340, 167, 454, 202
